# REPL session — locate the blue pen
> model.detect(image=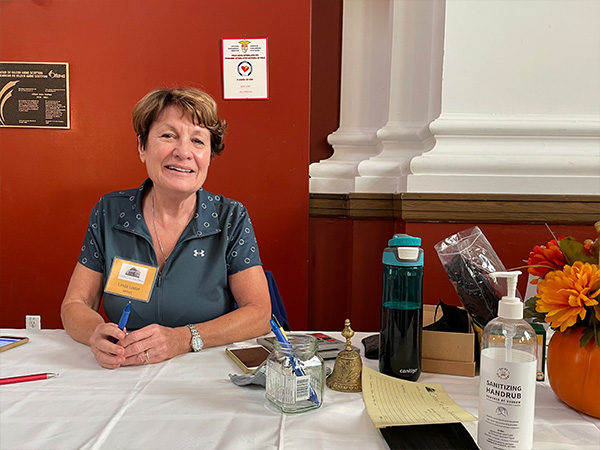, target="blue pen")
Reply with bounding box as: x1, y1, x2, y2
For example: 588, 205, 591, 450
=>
110, 302, 131, 343
269, 319, 320, 406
